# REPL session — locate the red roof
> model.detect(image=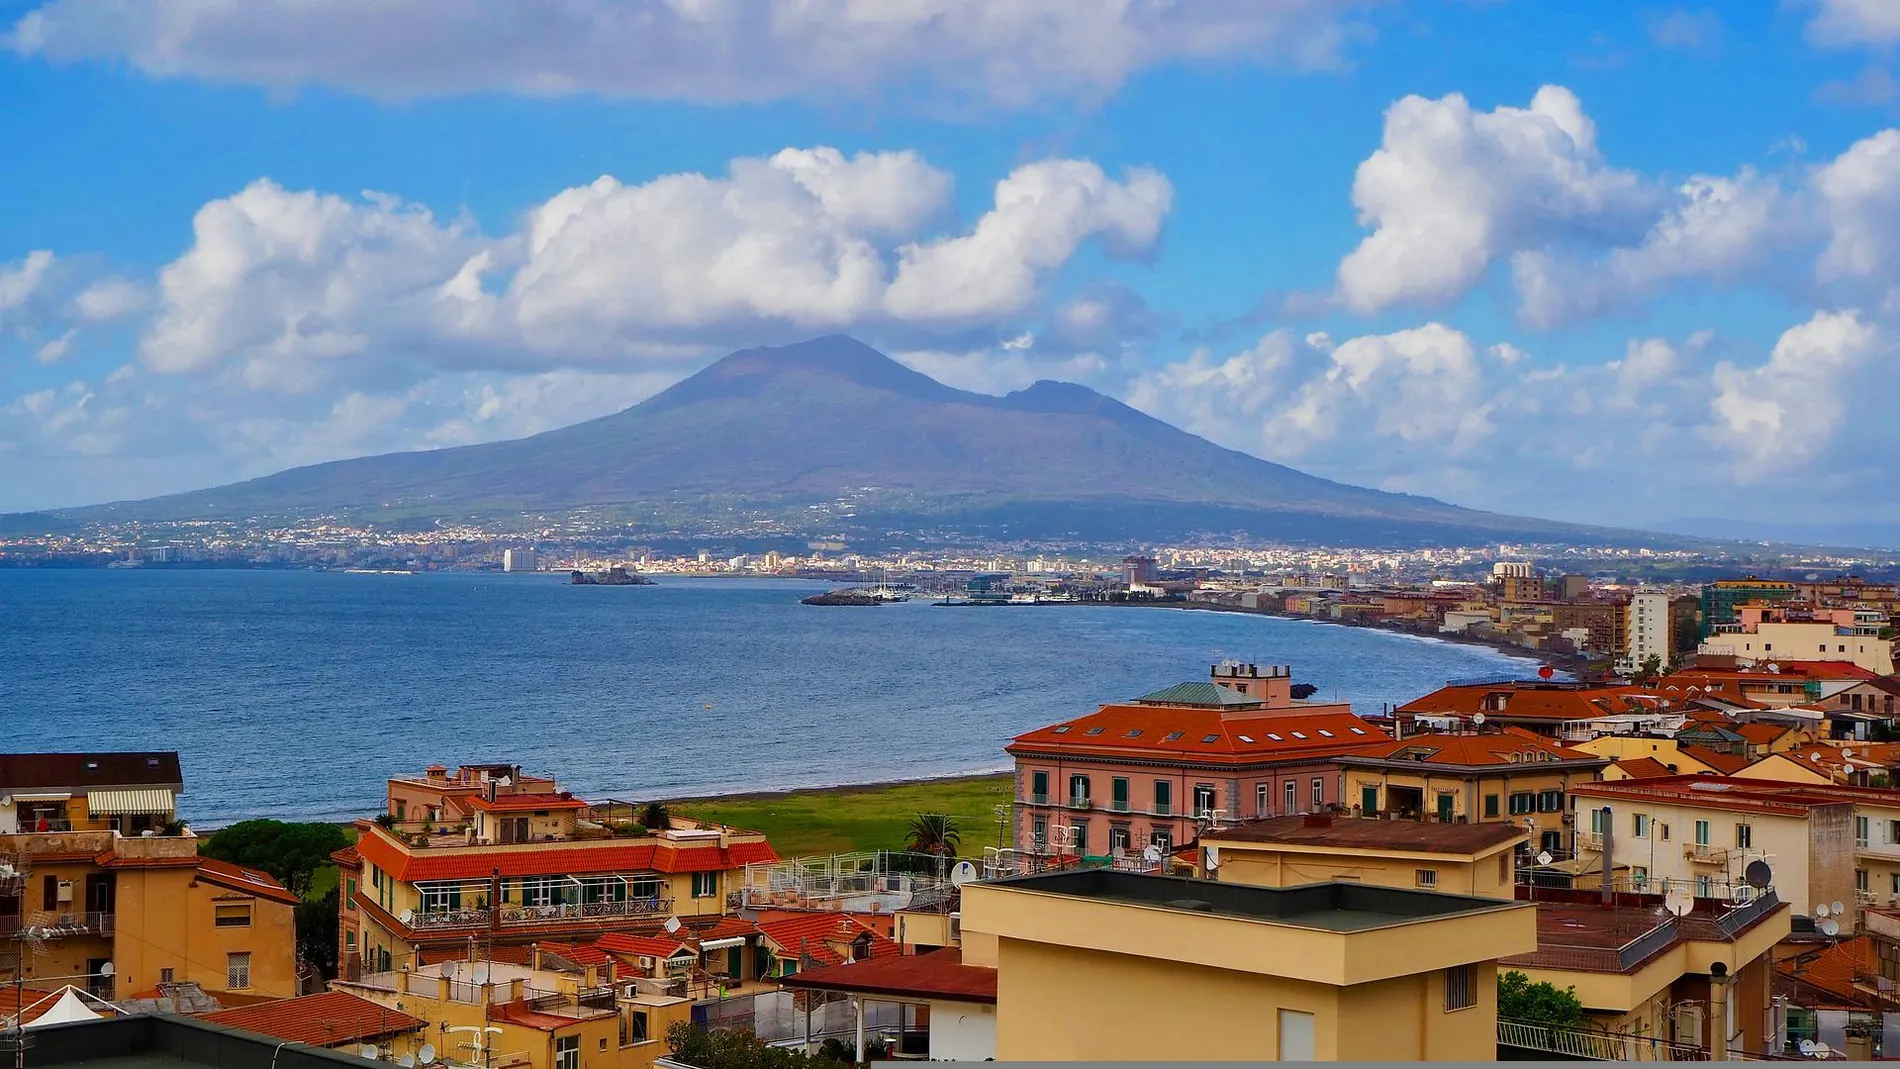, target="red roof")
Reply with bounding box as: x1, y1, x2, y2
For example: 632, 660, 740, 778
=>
1008, 707, 1387, 767
1573, 775, 1900, 815
490, 1001, 605, 1030
195, 857, 300, 906
353, 828, 778, 882
0, 987, 71, 1026
1613, 757, 1675, 780
538, 941, 613, 968
595, 933, 695, 959
1337, 728, 1606, 769
199, 992, 424, 1046
755, 914, 899, 968
1679, 746, 1753, 775
331, 846, 361, 868
778, 947, 996, 1004
1396, 683, 1666, 722
468, 792, 587, 813
416, 944, 536, 967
